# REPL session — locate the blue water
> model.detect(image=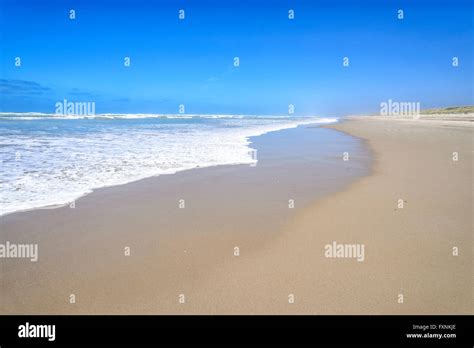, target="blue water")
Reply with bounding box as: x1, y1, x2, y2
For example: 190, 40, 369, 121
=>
0, 113, 337, 216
